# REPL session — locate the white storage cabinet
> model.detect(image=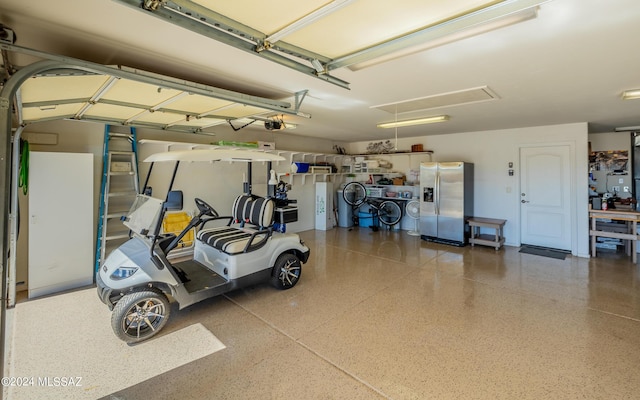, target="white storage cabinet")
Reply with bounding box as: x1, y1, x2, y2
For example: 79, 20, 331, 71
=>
28, 152, 94, 298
